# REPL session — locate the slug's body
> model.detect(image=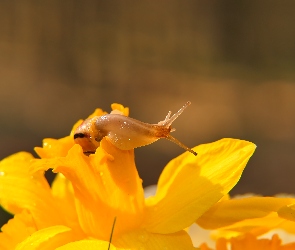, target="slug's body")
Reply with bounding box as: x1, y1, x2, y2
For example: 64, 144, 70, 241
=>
74, 101, 197, 156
